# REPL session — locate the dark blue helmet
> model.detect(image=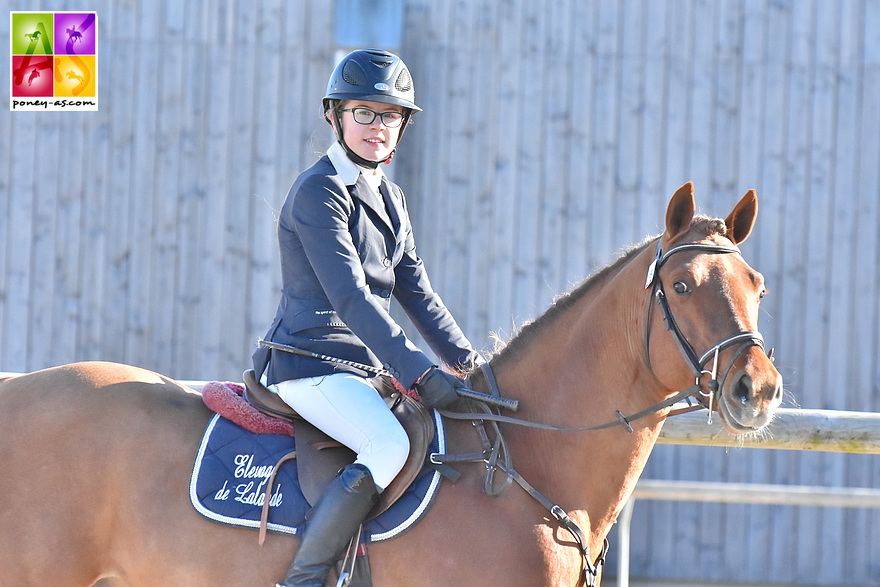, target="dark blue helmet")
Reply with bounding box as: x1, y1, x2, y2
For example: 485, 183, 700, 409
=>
322, 49, 421, 115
